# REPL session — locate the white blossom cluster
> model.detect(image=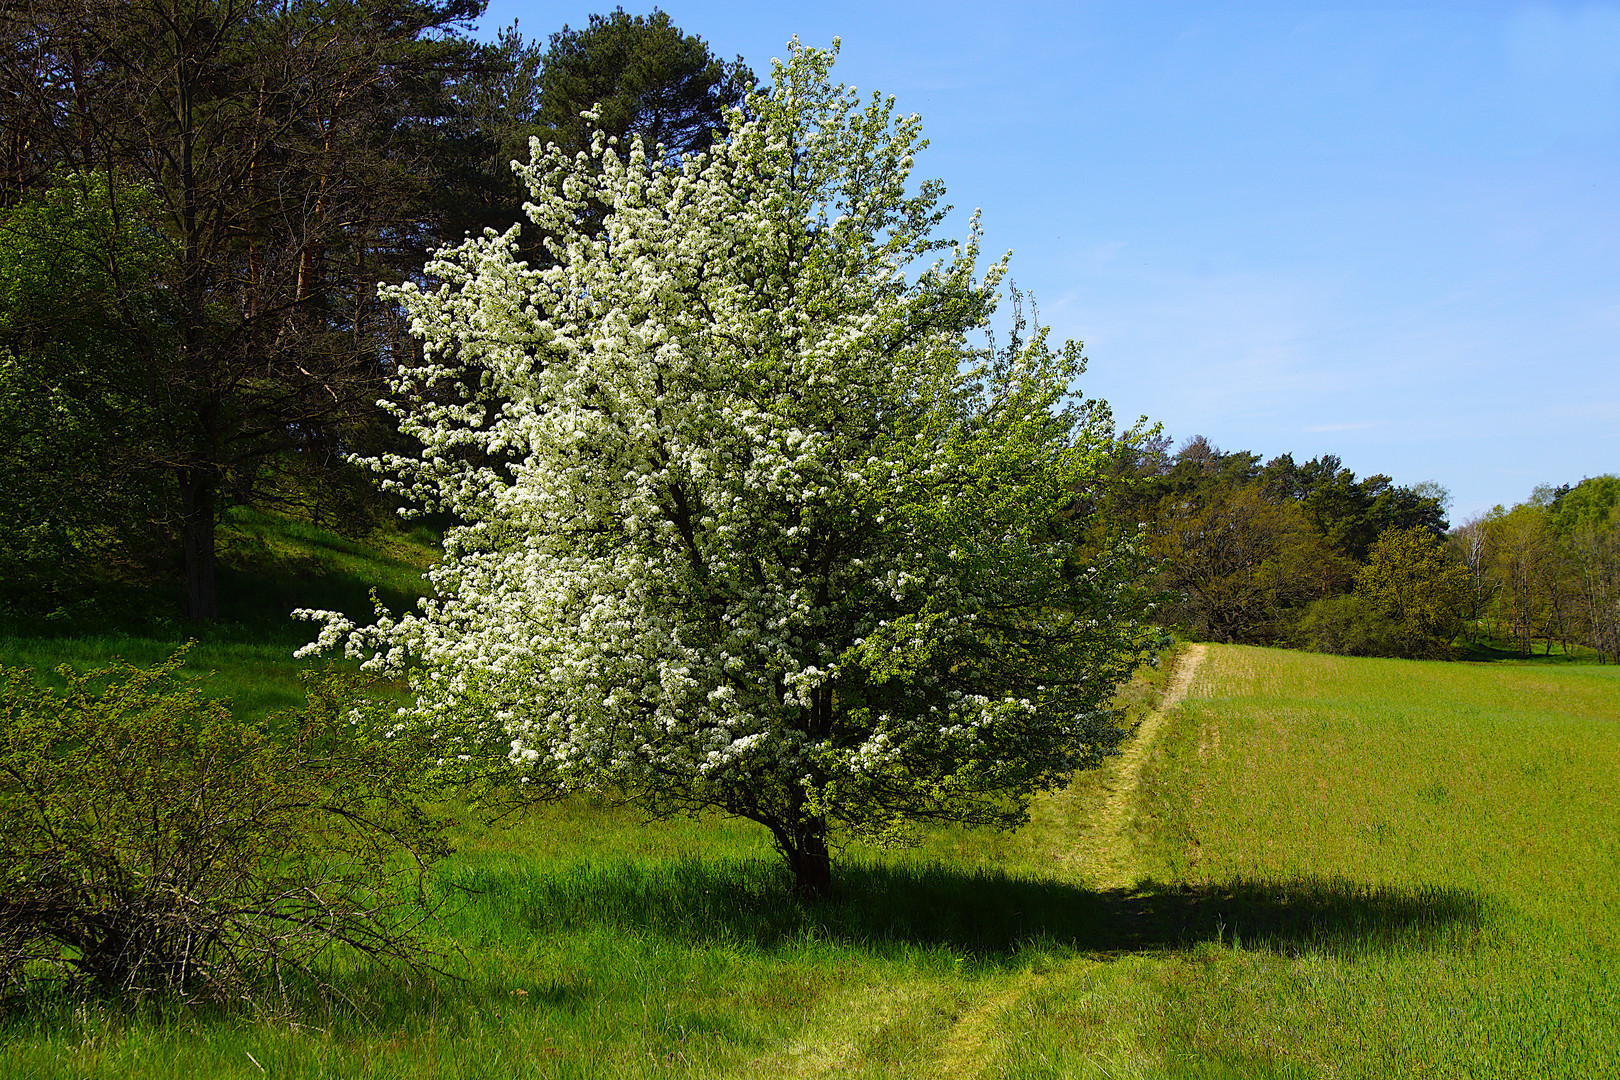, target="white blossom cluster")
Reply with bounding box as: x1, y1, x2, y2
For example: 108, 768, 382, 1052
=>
298, 41, 1160, 845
